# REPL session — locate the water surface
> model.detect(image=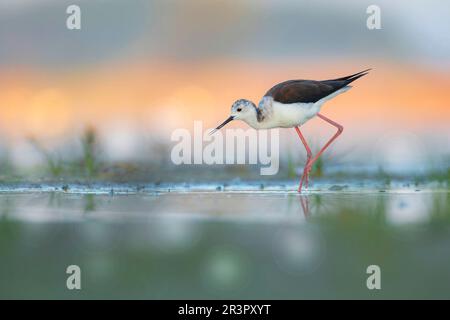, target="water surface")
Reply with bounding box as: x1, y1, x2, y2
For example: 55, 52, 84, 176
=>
0, 181, 449, 299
